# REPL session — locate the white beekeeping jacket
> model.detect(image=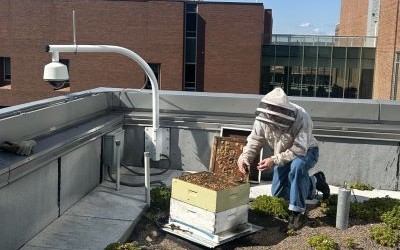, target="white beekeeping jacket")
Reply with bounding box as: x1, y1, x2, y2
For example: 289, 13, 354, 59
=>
239, 88, 318, 166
